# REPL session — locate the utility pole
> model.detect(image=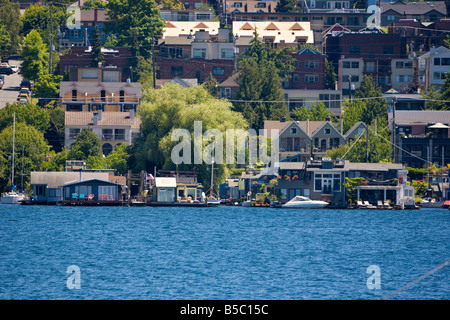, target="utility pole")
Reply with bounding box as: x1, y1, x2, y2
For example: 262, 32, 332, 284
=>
49, 3, 53, 74
152, 33, 156, 89
392, 97, 397, 162
348, 75, 352, 100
